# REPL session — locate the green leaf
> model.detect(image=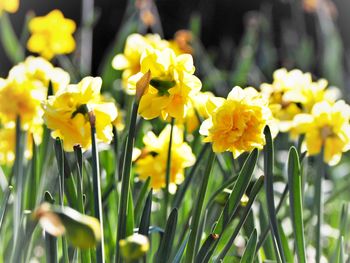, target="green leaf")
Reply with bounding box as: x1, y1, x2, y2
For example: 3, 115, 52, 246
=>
0, 185, 13, 233
277, 221, 294, 262
264, 126, 286, 262
126, 189, 135, 237
215, 176, 264, 262
288, 147, 306, 263
116, 101, 139, 262
156, 208, 178, 263
171, 231, 190, 263
173, 144, 210, 208
0, 13, 24, 63
213, 148, 258, 235
195, 234, 219, 263
336, 236, 344, 263
185, 150, 216, 263
239, 229, 257, 263
135, 177, 151, 224
138, 189, 153, 237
